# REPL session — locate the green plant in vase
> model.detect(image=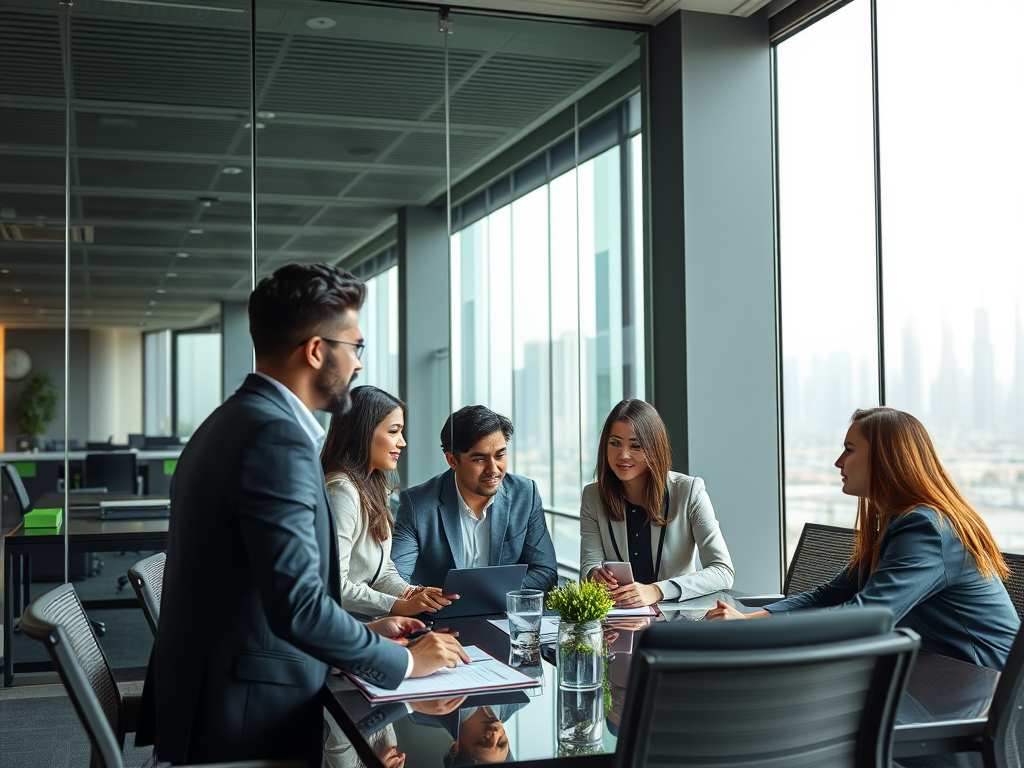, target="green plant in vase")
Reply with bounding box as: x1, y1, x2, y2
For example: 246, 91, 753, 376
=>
17, 372, 58, 450
548, 580, 614, 691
